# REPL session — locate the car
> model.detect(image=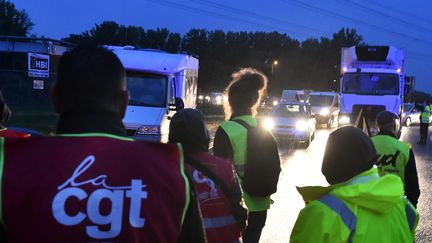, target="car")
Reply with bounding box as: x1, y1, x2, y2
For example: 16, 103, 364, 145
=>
305, 92, 339, 128
402, 103, 431, 126
263, 102, 316, 147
